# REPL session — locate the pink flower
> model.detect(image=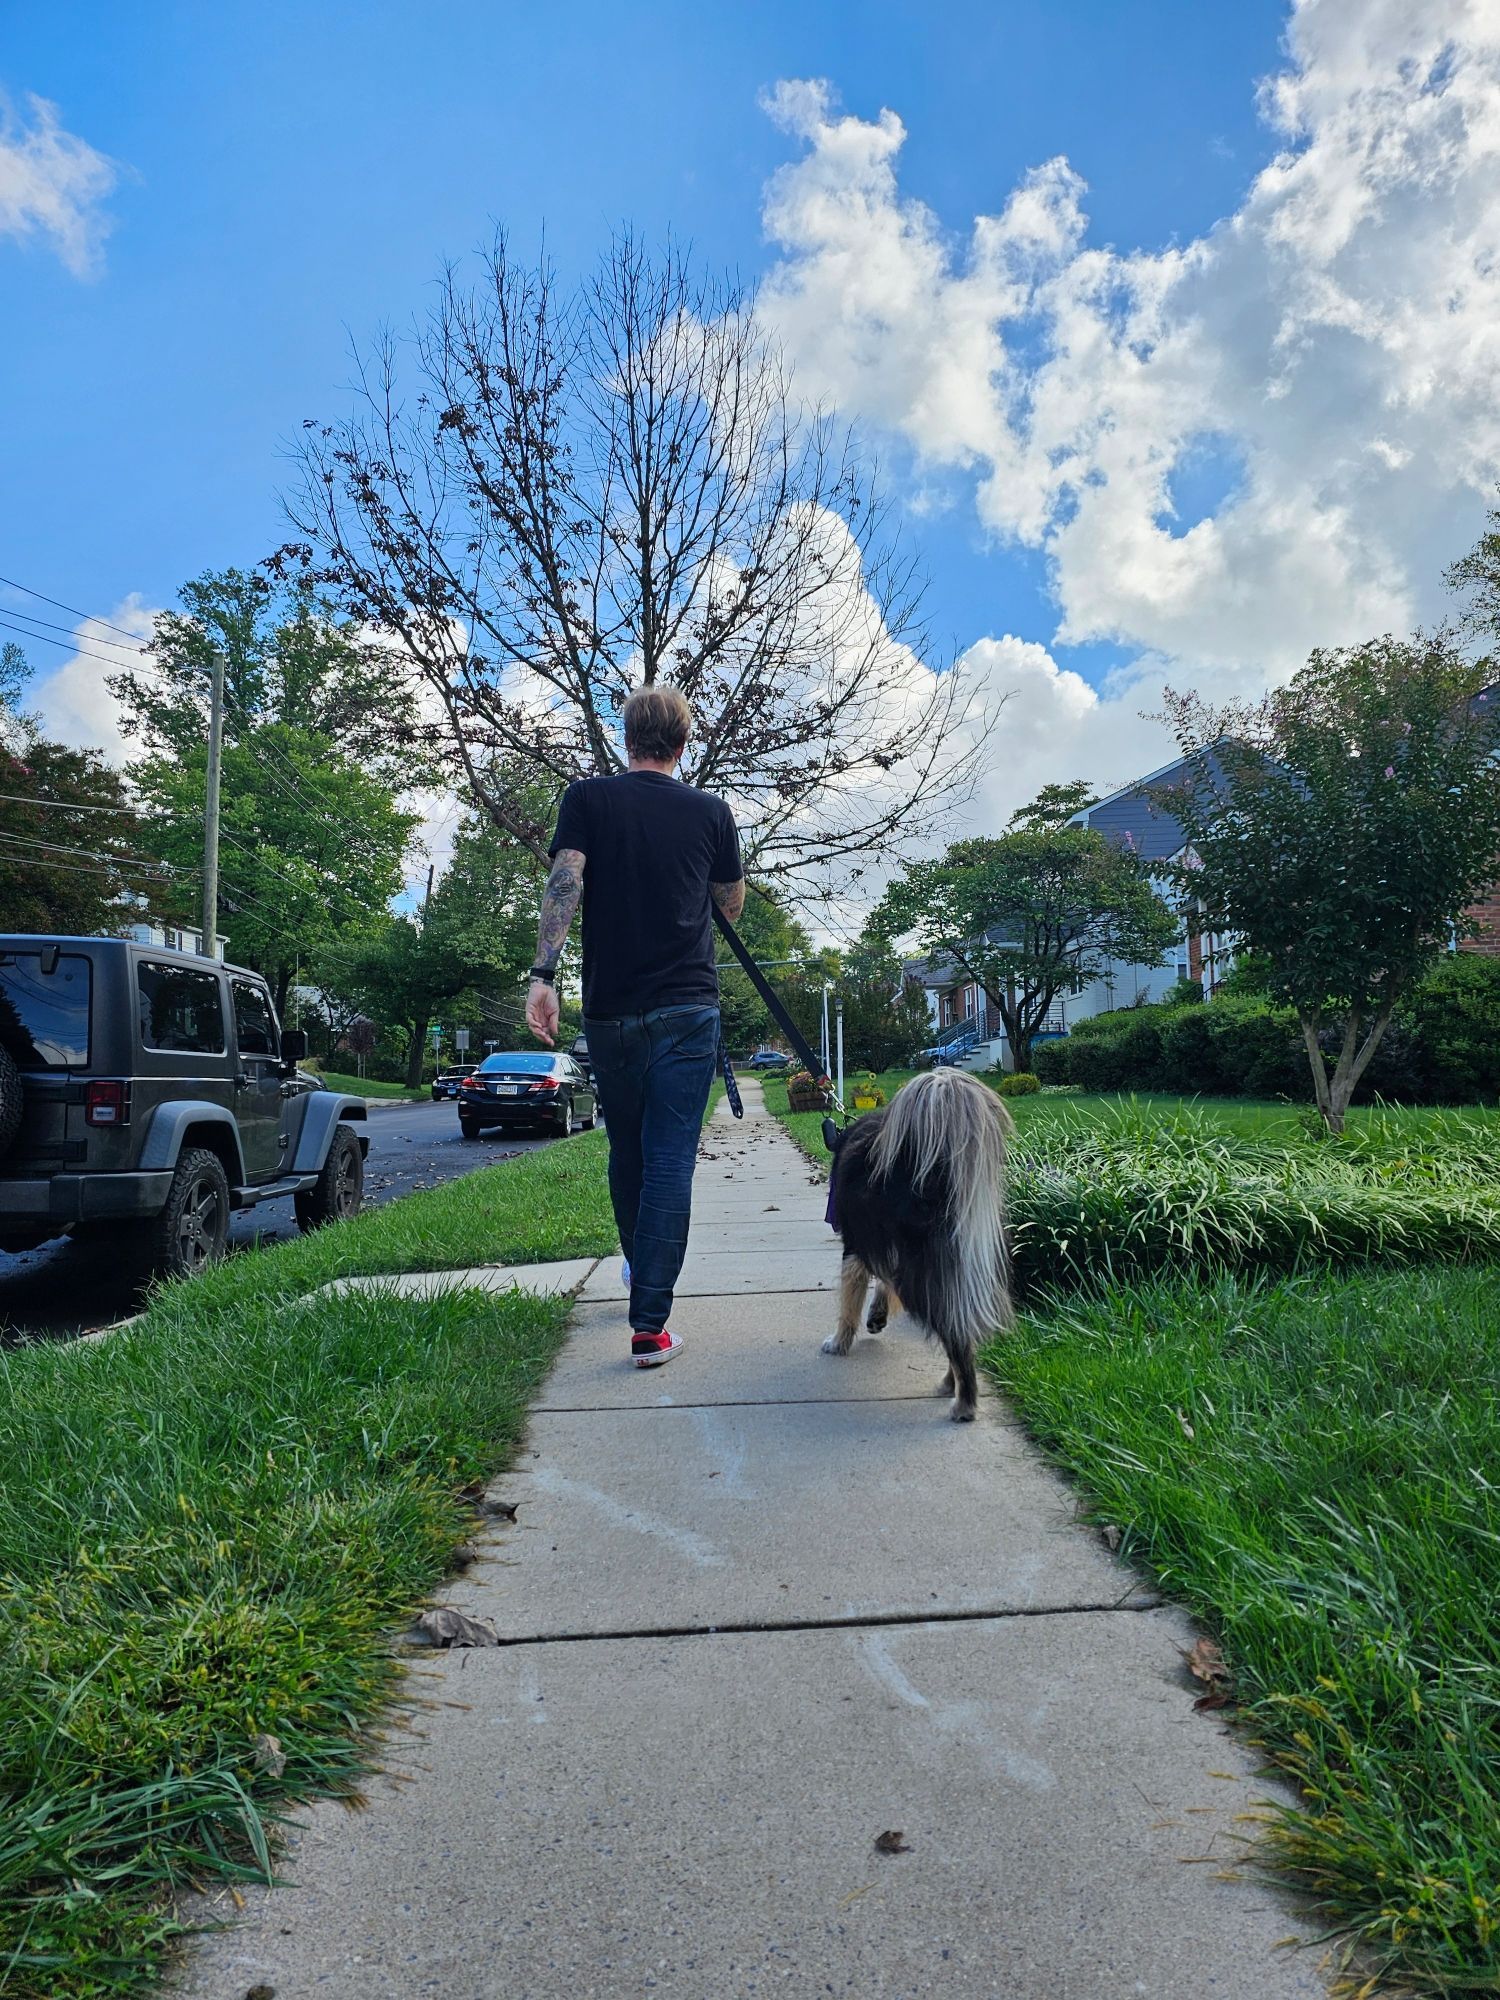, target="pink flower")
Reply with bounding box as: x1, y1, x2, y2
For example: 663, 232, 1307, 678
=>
1384, 765, 1395, 778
